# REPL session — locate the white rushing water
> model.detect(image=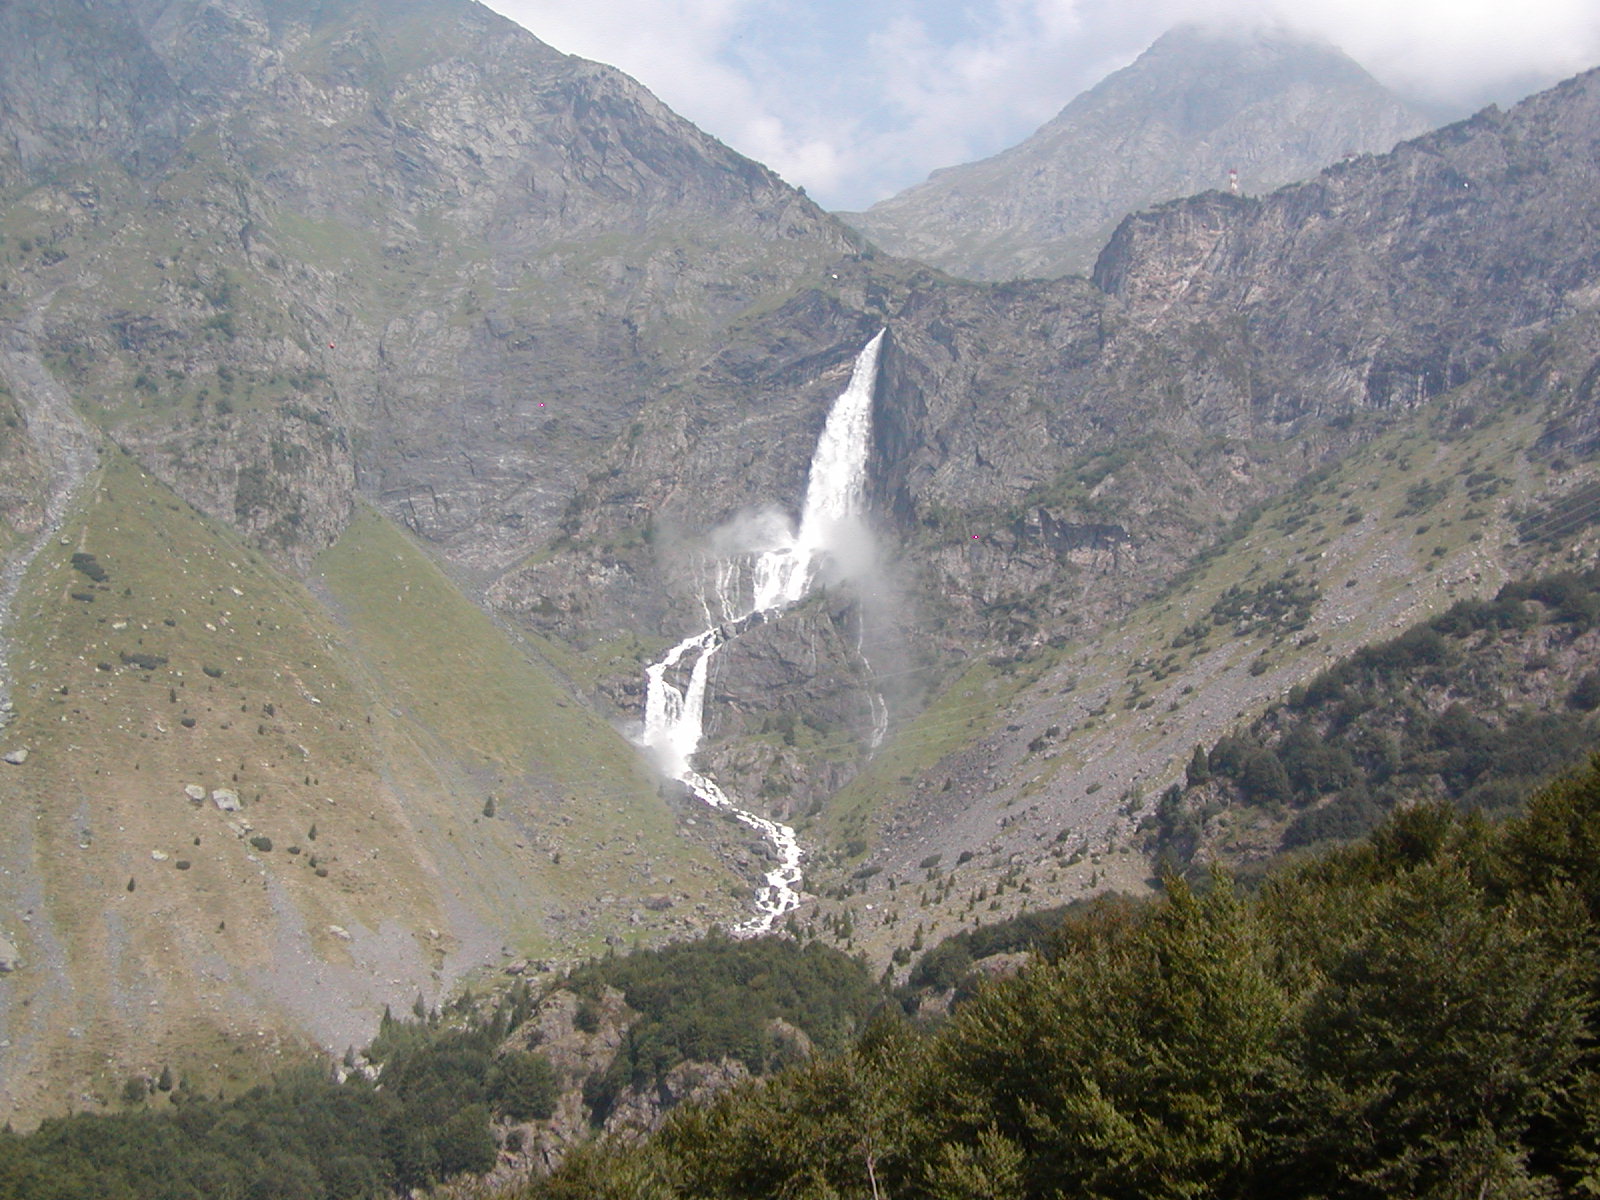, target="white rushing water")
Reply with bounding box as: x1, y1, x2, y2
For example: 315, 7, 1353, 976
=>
638, 331, 885, 935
